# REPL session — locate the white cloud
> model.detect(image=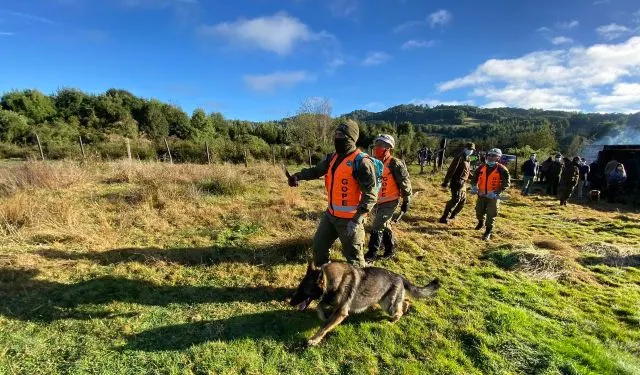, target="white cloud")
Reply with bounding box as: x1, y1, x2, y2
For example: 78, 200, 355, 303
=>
401, 39, 436, 50
483, 101, 508, 108
328, 0, 358, 17
364, 102, 385, 111
437, 36, 640, 112
362, 52, 391, 66
327, 57, 345, 71
589, 82, 640, 112
411, 98, 474, 106
596, 23, 632, 41
556, 20, 579, 30
632, 9, 640, 24
395, 9, 451, 33
428, 9, 452, 28
536, 26, 551, 33
0, 10, 58, 25
199, 12, 331, 55
243, 71, 315, 92
551, 36, 573, 45
593, 0, 610, 4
